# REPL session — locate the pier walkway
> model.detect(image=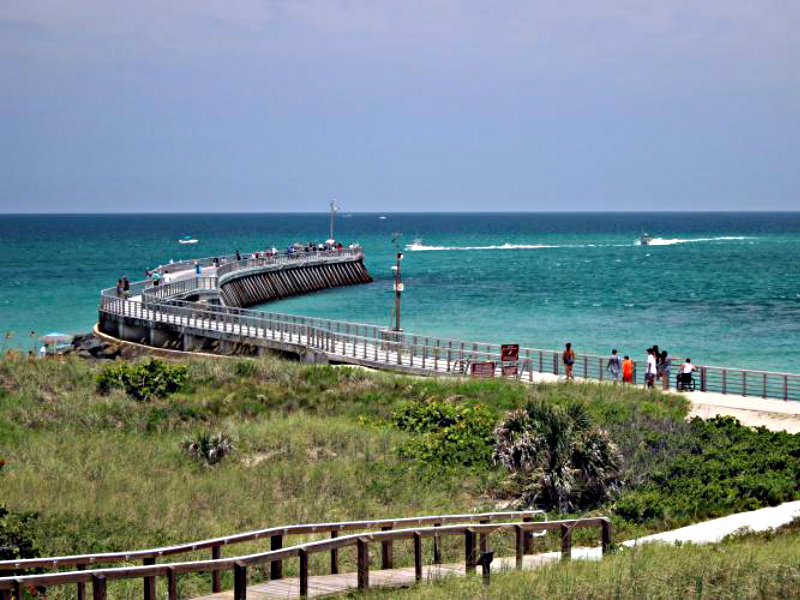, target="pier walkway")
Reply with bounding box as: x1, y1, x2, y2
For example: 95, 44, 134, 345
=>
98, 248, 800, 404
